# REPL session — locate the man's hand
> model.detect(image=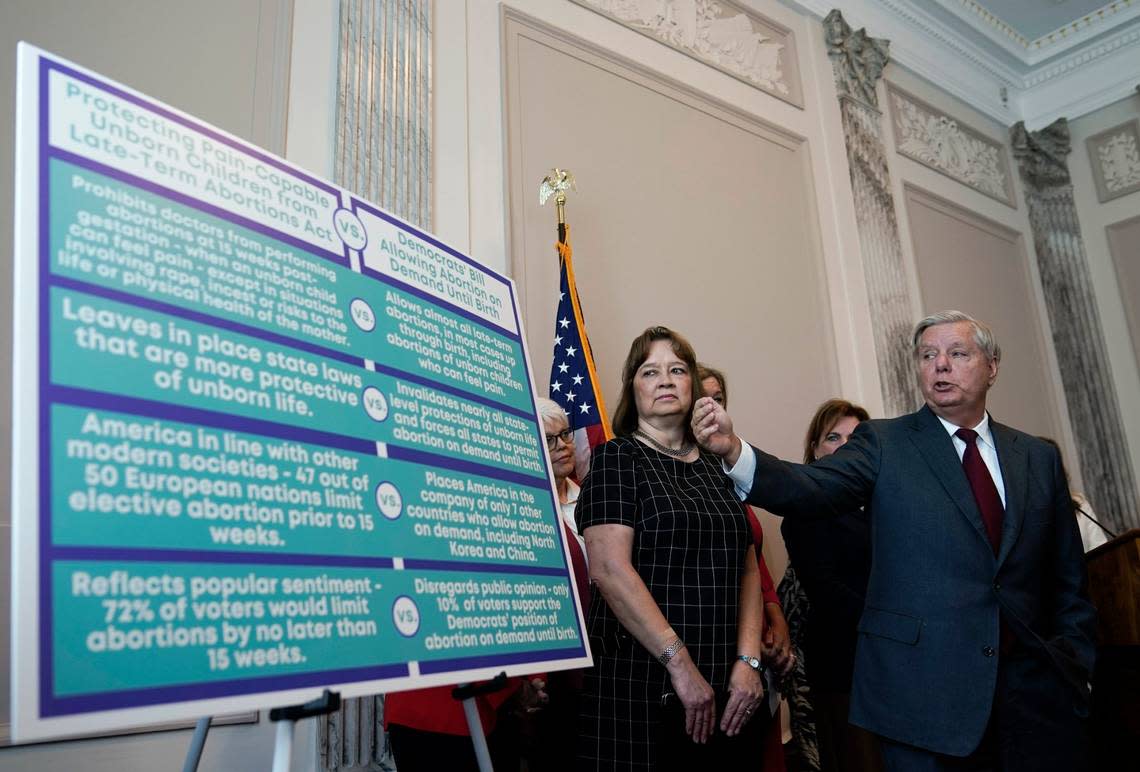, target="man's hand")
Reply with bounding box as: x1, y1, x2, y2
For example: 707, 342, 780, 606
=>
761, 604, 794, 676
692, 397, 742, 465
